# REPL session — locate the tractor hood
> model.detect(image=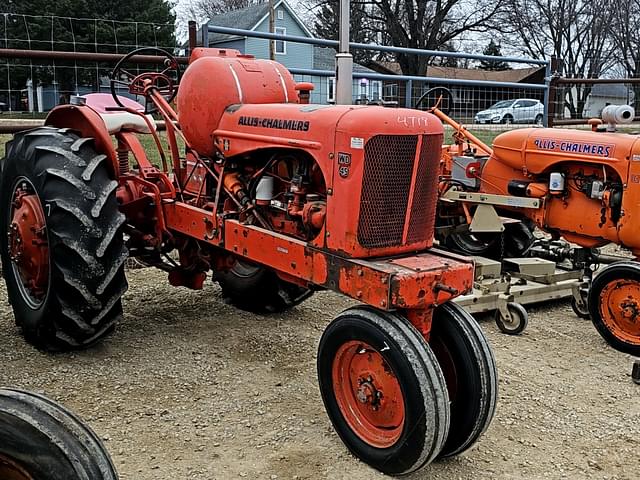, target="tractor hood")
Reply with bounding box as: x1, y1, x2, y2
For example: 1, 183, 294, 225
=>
215, 103, 443, 158
491, 127, 640, 173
